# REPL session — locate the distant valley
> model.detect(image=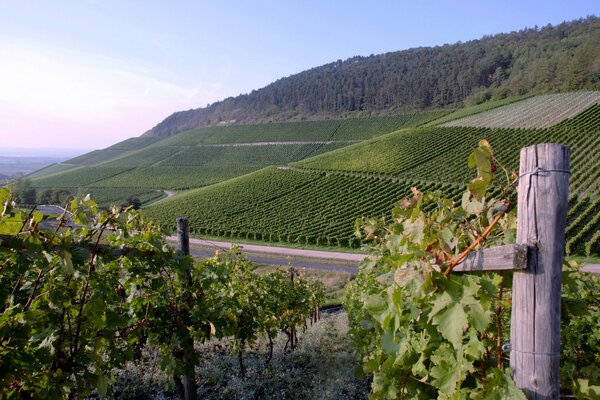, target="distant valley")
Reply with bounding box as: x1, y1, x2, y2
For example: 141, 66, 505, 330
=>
0, 148, 89, 180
